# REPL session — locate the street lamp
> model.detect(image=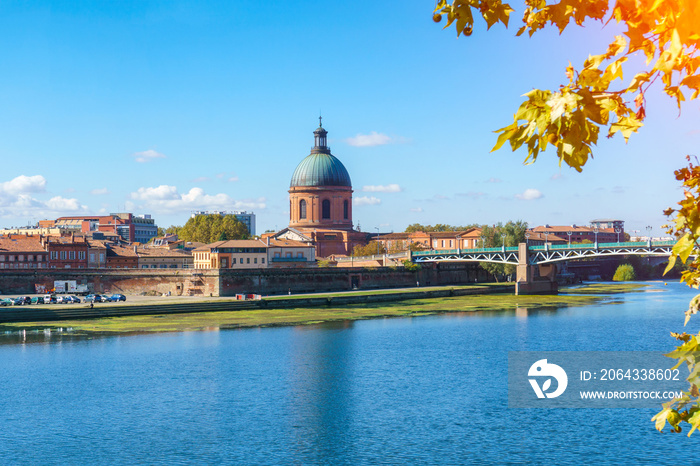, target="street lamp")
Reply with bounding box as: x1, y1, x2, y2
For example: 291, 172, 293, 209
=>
593, 227, 599, 247
646, 225, 652, 246
501, 233, 507, 251
375, 227, 380, 255
615, 227, 621, 243
525, 233, 530, 248
567, 231, 572, 247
